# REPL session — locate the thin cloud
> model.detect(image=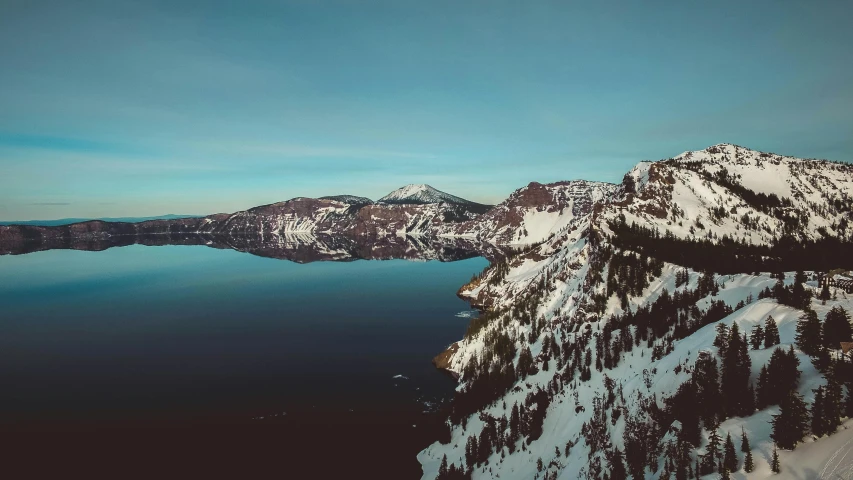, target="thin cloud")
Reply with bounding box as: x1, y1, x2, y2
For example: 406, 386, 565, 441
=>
29, 202, 71, 206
